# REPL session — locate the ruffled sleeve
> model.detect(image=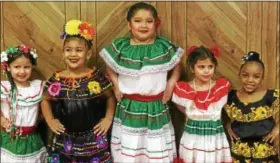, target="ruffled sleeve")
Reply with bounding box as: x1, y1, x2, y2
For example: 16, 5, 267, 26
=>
99, 36, 184, 77
172, 81, 195, 108
172, 78, 231, 110
1, 81, 11, 100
